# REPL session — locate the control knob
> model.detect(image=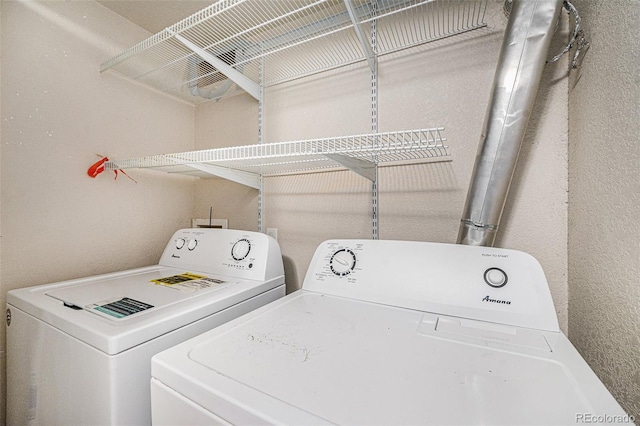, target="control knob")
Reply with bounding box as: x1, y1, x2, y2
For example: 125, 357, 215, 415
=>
330, 249, 357, 276
232, 239, 251, 261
